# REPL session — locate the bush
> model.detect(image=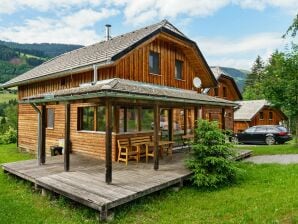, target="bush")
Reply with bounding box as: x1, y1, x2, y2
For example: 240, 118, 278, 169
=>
186, 119, 242, 189
0, 127, 17, 144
